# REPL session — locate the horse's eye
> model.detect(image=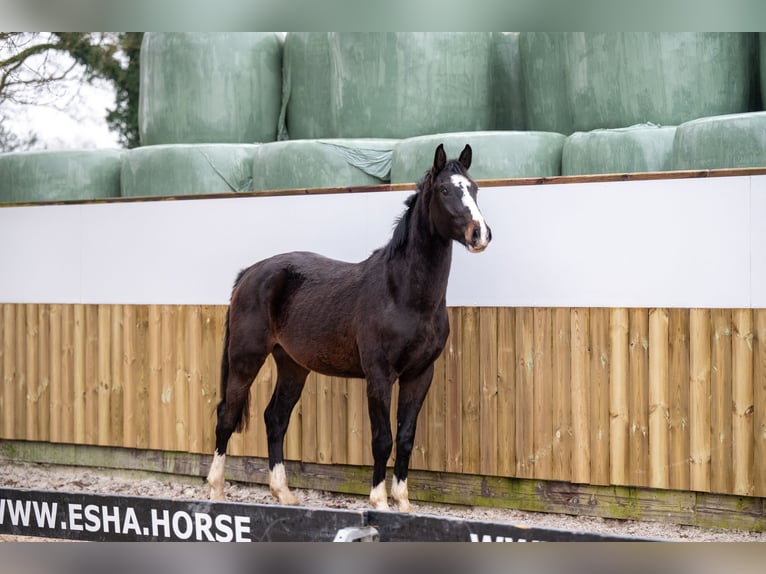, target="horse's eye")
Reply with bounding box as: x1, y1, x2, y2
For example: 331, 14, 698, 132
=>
440, 186, 449, 195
